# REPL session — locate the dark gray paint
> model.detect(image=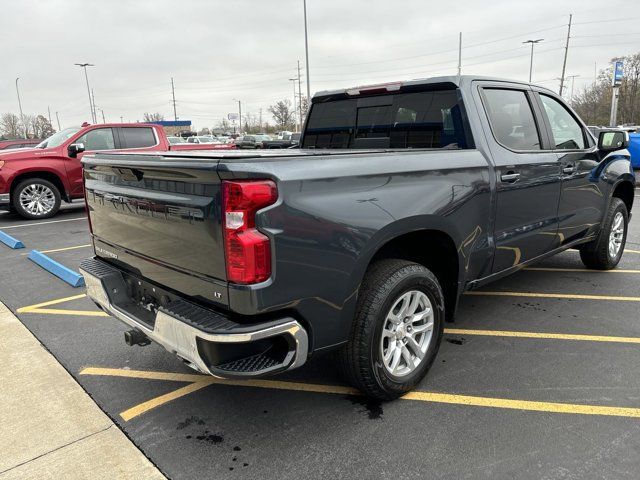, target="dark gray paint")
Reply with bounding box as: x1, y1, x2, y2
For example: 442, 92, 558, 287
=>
82, 75, 635, 354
